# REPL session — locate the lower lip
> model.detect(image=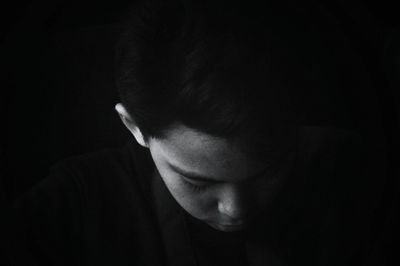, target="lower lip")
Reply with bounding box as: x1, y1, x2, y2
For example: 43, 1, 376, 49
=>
211, 223, 245, 232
